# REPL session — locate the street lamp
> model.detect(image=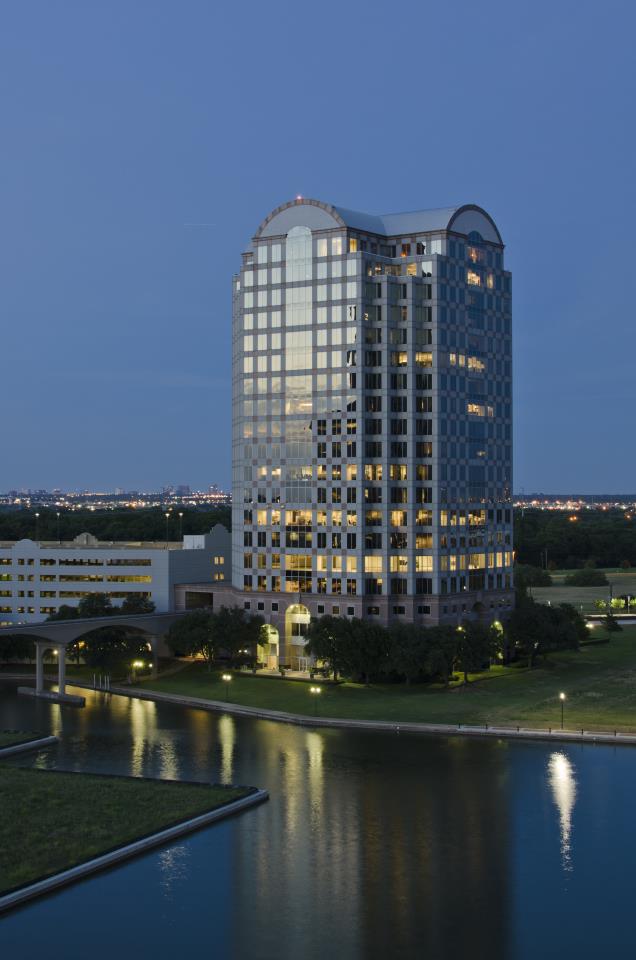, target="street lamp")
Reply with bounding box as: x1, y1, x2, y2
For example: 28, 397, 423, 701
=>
221, 672, 232, 701
178, 511, 184, 540
310, 685, 322, 715
559, 691, 566, 729
56, 511, 61, 544
164, 512, 170, 547
35, 512, 40, 542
